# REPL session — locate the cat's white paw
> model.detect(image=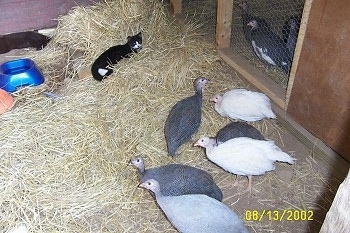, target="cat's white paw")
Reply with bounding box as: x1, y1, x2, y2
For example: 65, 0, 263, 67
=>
98, 68, 109, 76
